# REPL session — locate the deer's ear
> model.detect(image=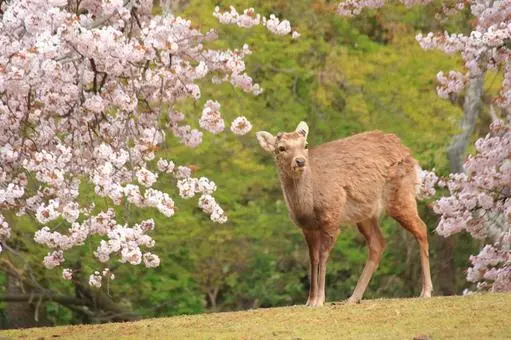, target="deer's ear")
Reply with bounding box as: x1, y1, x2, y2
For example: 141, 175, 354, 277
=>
296, 121, 309, 138
256, 131, 276, 153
